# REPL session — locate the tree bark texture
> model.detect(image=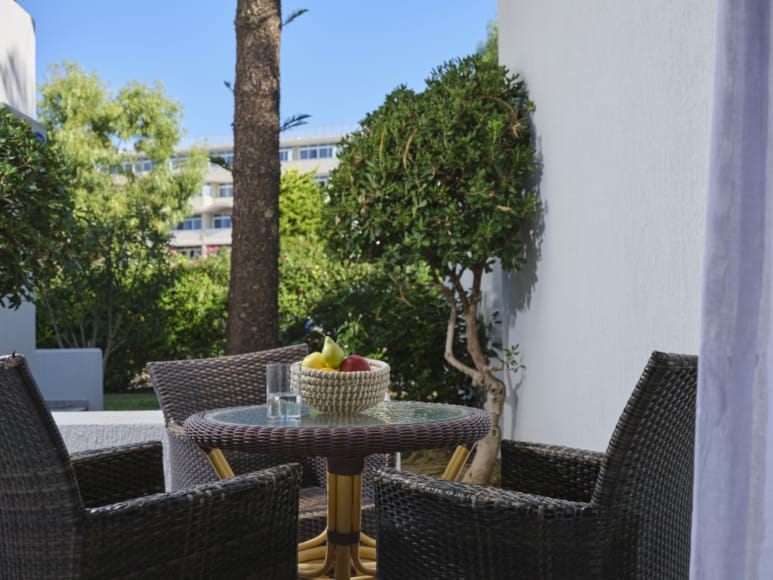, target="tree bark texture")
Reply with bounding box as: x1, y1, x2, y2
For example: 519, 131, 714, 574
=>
228, 0, 281, 354
441, 268, 507, 486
